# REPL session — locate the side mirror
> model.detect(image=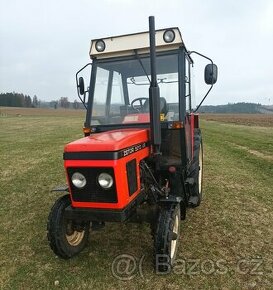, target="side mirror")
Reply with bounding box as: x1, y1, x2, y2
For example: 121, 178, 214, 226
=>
78, 77, 85, 95
205, 64, 218, 85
